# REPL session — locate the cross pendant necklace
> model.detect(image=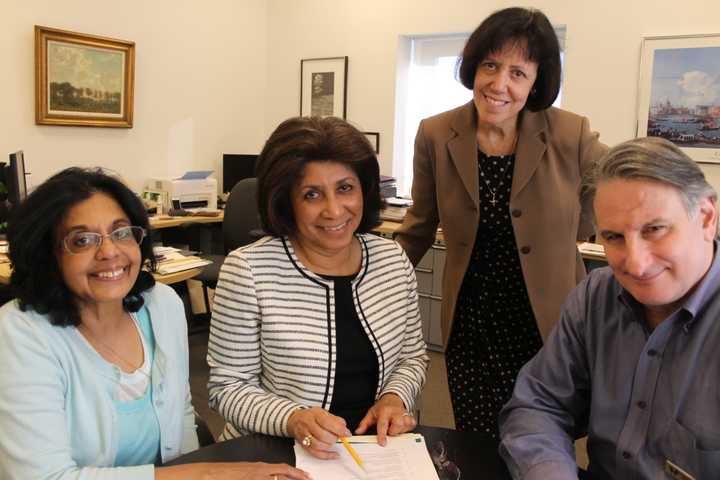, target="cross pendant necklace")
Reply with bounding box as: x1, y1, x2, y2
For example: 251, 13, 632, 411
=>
488, 191, 498, 206
477, 134, 517, 208
478, 157, 510, 208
